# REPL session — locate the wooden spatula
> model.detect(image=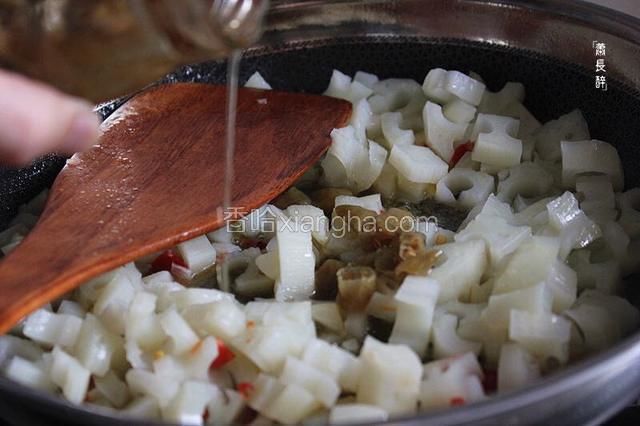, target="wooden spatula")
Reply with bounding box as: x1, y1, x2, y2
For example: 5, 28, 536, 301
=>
0, 83, 351, 333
